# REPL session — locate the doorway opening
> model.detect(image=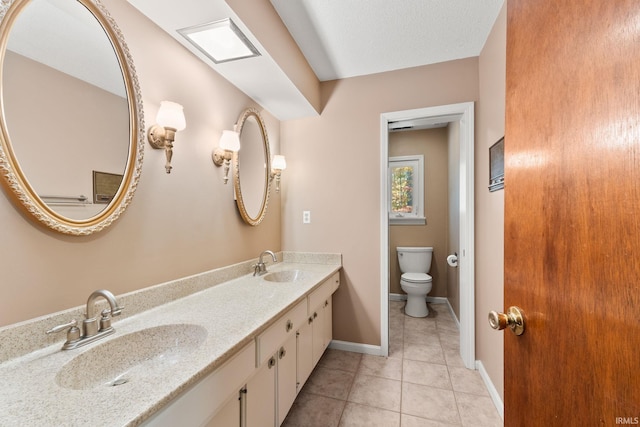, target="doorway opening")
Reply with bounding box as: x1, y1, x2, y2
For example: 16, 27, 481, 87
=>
379, 102, 475, 369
